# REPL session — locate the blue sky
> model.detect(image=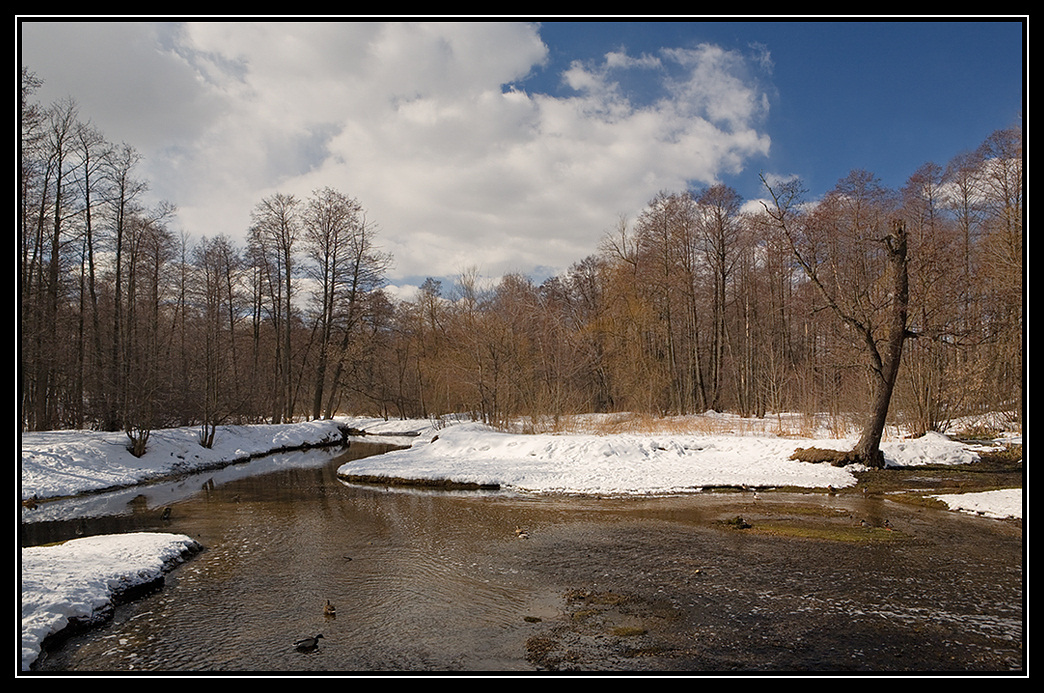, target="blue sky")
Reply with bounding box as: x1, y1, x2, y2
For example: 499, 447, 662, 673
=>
20, 19, 1024, 294
527, 20, 1024, 202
